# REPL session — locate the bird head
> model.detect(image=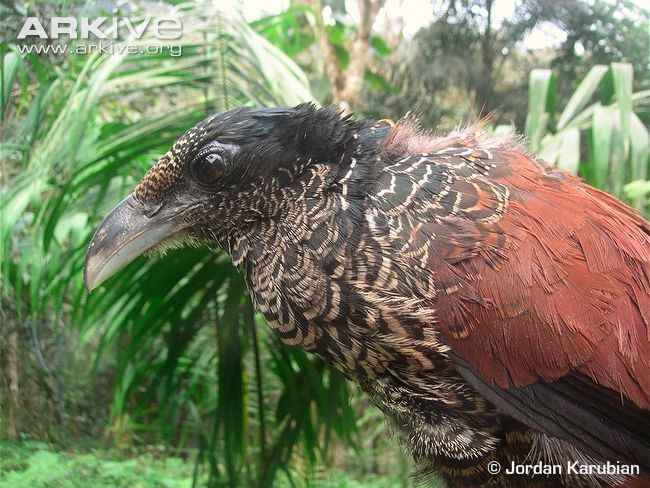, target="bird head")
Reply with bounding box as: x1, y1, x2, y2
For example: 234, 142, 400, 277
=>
84, 103, 369, 291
